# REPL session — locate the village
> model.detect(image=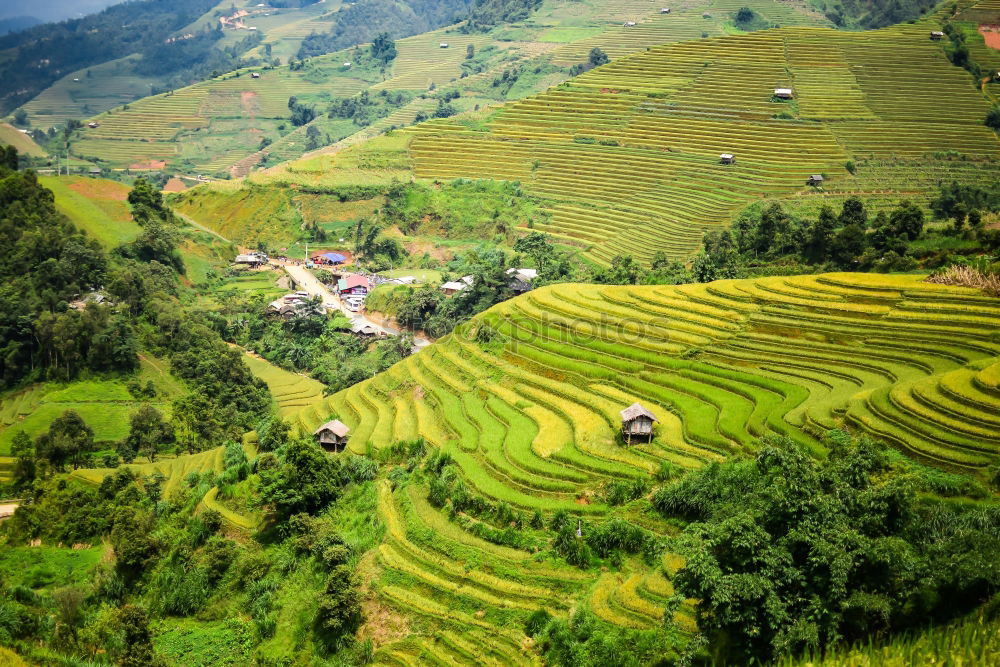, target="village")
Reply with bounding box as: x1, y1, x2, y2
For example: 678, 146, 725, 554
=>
233, 249, 540, 346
